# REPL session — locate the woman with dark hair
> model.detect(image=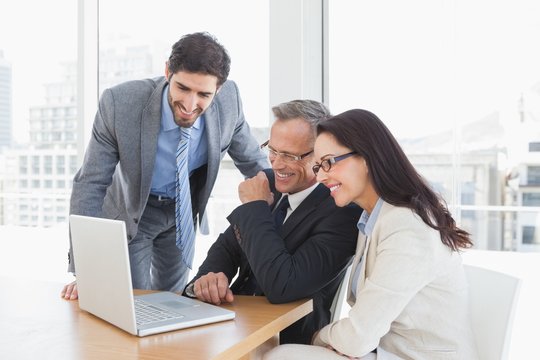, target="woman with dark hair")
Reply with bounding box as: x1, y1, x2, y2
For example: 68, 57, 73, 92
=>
264, 109, 478, 359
